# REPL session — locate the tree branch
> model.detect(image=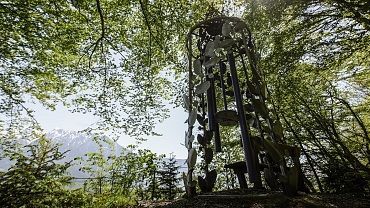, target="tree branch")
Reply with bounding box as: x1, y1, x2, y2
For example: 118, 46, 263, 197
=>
87, 0, 106, 69
138, 0, 164, 52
